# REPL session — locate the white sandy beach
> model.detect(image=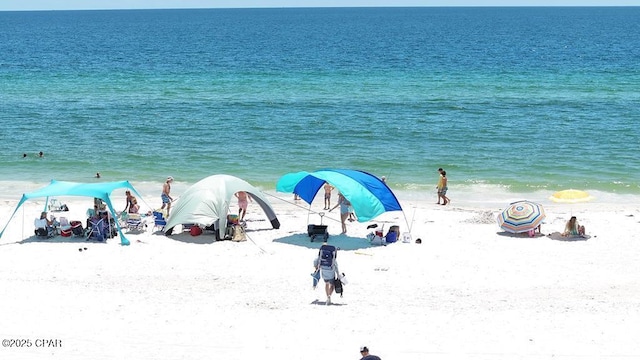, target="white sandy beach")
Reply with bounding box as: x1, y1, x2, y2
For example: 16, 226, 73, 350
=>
1, 189, 640, 360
